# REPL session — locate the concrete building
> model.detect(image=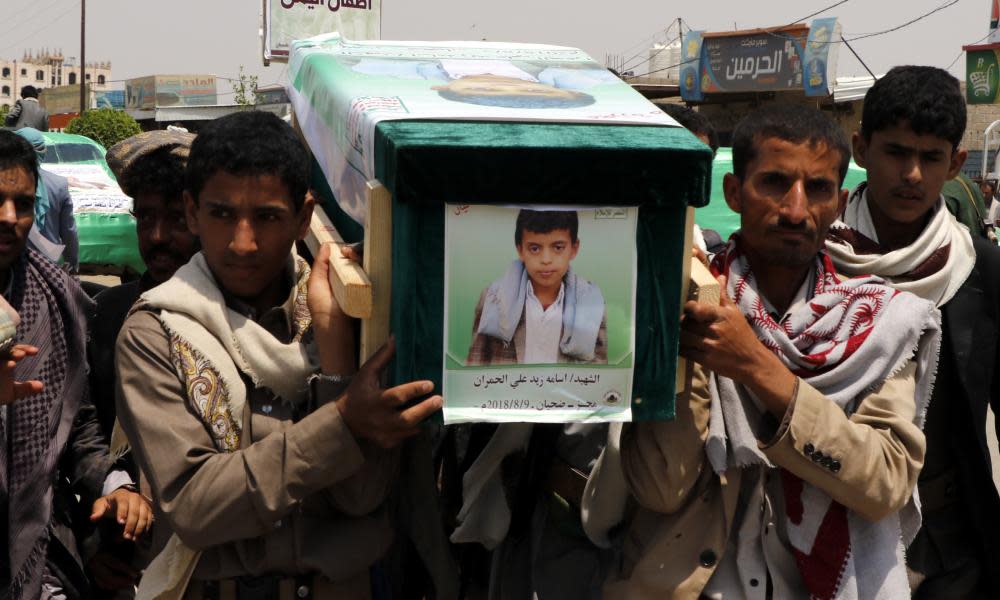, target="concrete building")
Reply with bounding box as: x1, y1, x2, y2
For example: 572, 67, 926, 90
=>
0, 49, 111, 110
